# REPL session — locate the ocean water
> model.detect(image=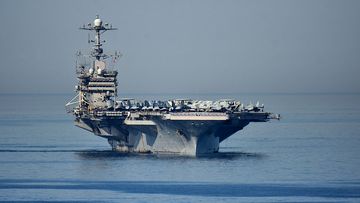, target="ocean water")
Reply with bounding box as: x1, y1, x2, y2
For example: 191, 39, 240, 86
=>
0, 93, 359, 202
